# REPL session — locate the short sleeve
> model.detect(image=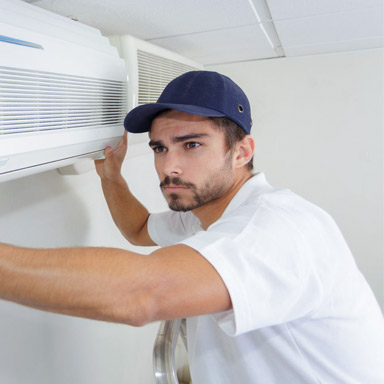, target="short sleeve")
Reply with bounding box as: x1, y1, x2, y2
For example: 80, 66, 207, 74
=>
180, 203, 324, 336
